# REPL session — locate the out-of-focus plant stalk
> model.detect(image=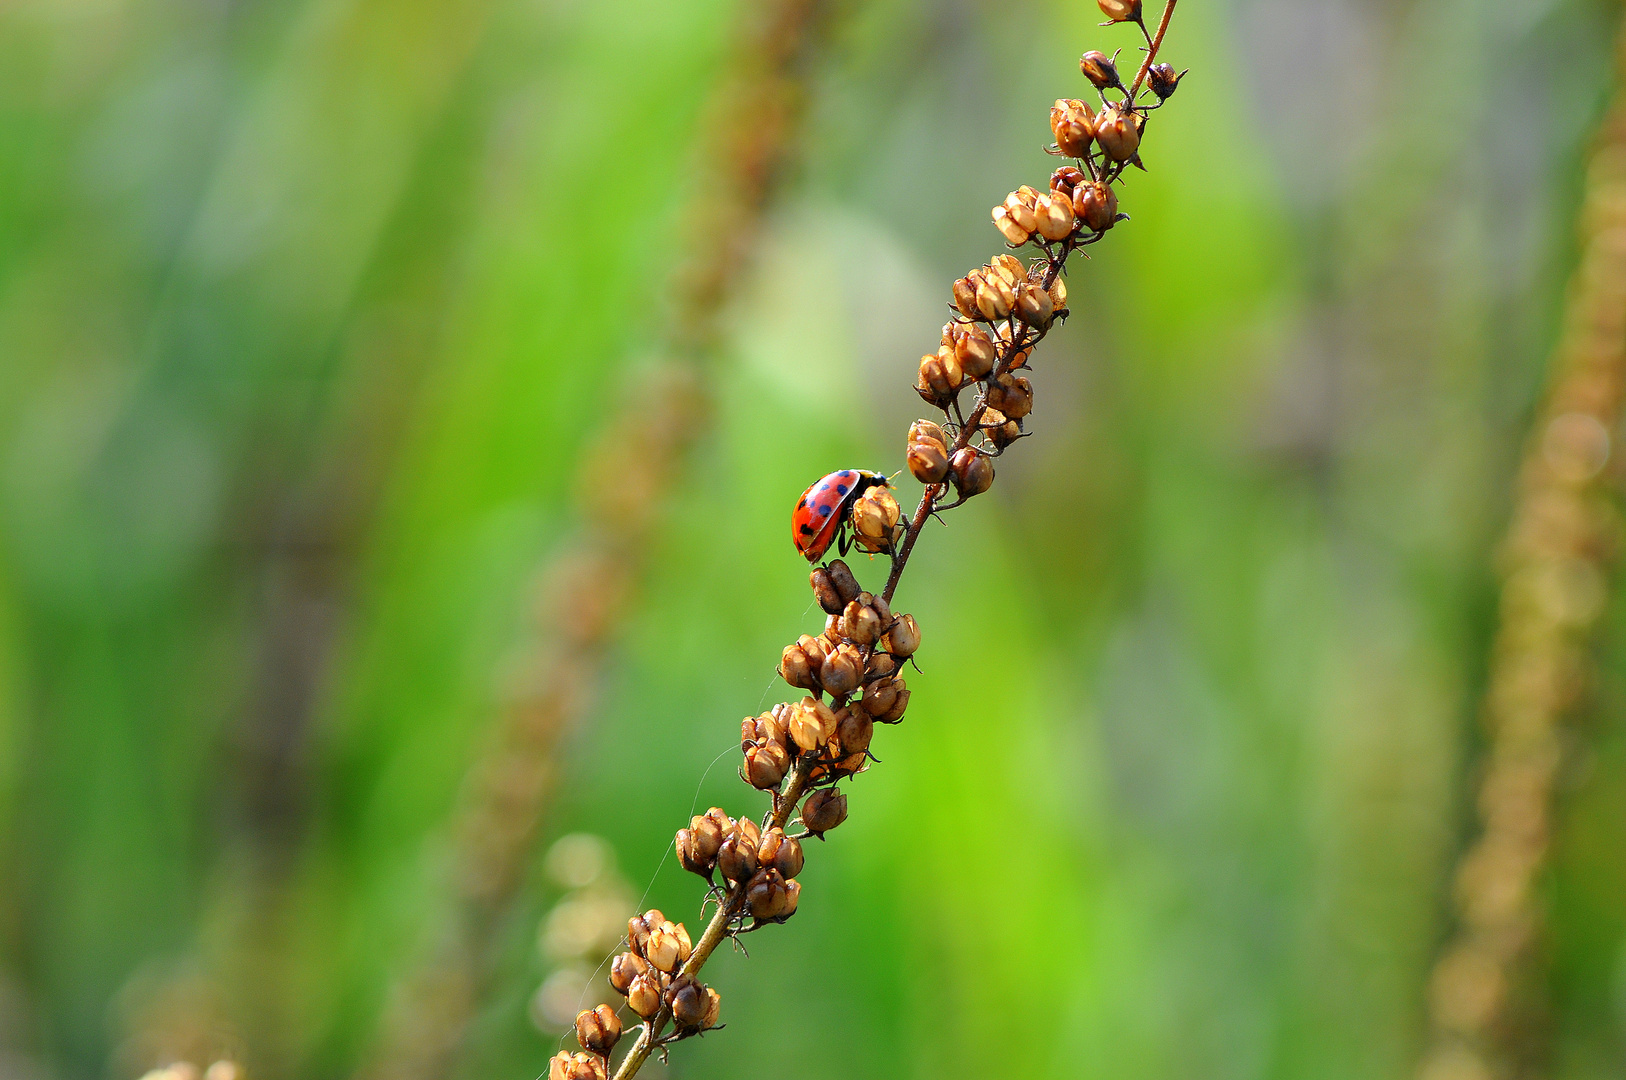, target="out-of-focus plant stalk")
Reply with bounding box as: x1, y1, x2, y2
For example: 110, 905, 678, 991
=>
1417, 24, 1626, 1080
355, 2, 832, 1078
